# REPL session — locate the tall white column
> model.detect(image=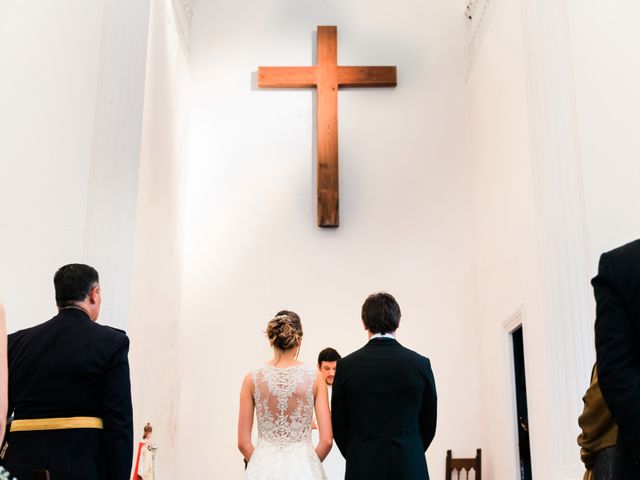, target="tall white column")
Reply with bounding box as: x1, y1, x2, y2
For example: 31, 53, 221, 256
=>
83, 0, 152, 330
127, 0, 192, 478
520, 0, 593, 477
